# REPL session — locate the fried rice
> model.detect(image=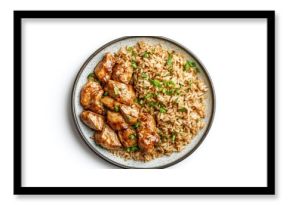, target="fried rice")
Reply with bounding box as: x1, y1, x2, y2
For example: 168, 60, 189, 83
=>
109, 41, 208, 161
